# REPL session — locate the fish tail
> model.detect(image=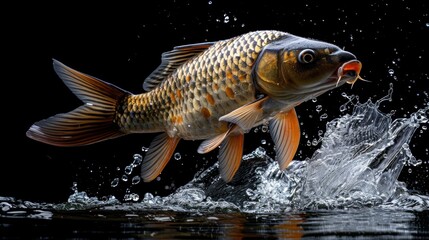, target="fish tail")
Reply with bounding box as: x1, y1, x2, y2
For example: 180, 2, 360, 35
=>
26, 59, 130, 146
